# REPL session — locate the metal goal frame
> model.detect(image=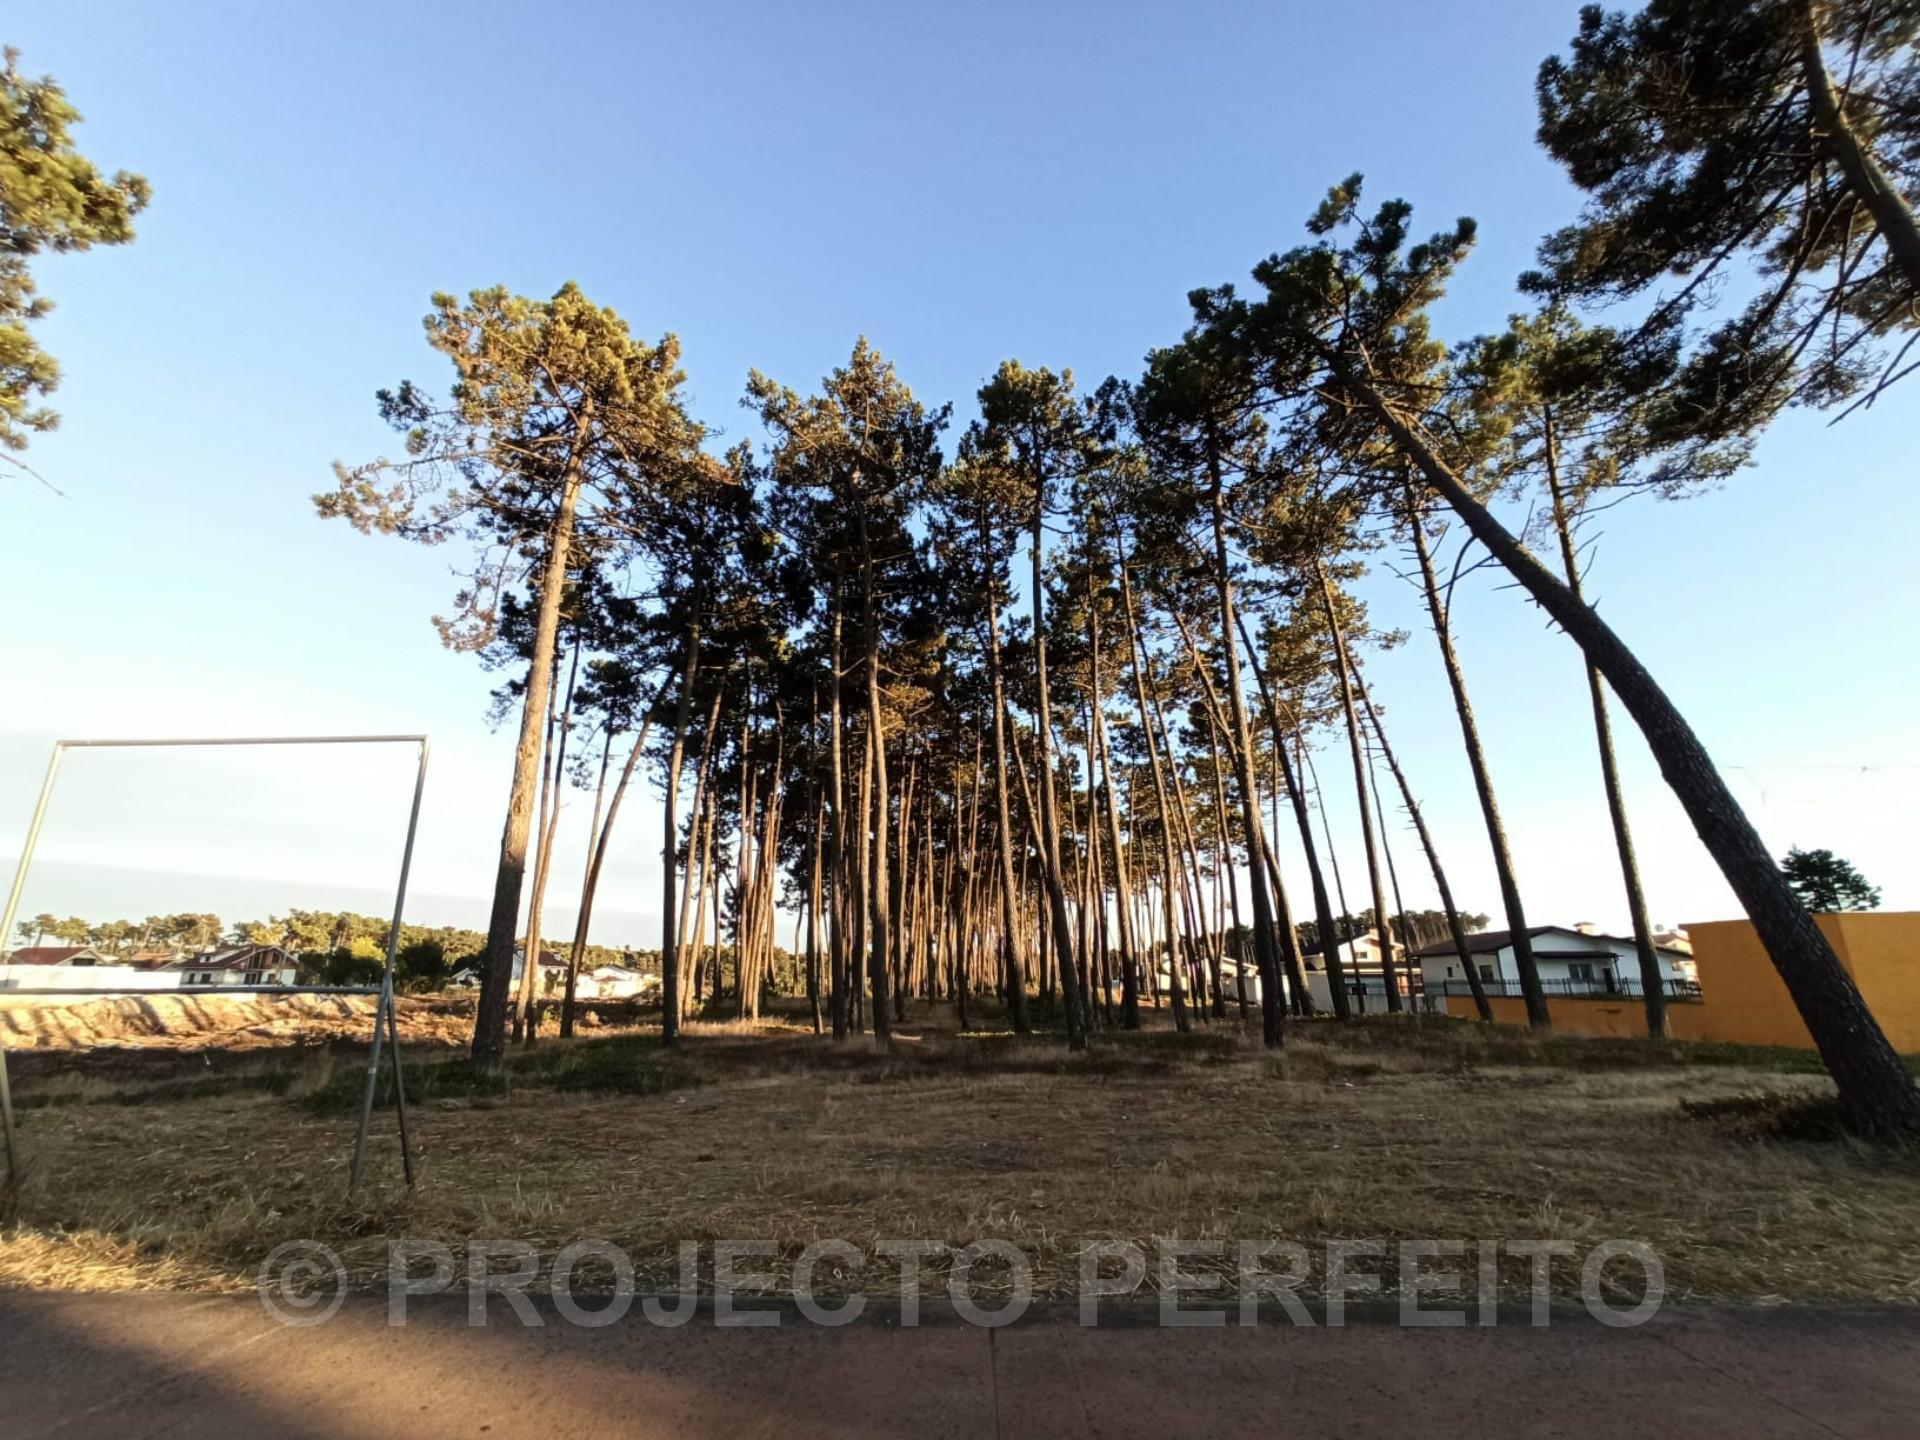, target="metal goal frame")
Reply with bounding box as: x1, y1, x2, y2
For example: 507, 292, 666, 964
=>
0, 735, 428, 1195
